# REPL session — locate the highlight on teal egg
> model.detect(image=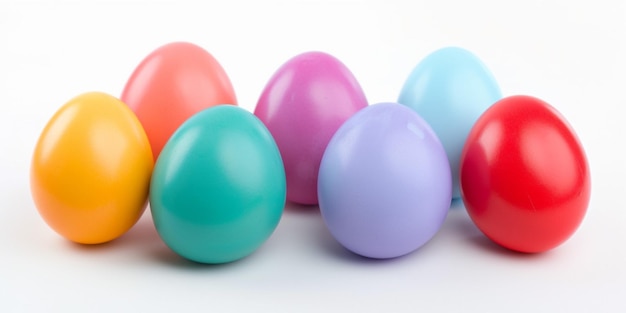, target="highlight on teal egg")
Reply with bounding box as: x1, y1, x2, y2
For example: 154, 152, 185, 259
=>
149, 105, 286, 264
398, 47, 502, 199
